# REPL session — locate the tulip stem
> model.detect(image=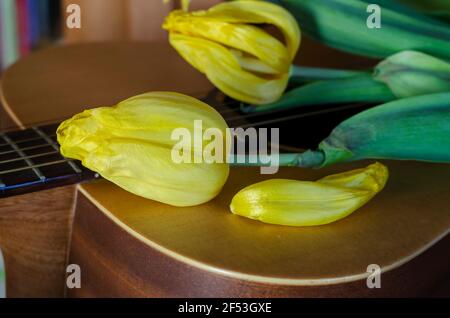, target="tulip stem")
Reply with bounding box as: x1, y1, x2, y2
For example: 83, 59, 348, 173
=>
289, 65, 368, 85
241, 74, 396, 113
277, 151, 326, 168
229, 150, 325, 168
